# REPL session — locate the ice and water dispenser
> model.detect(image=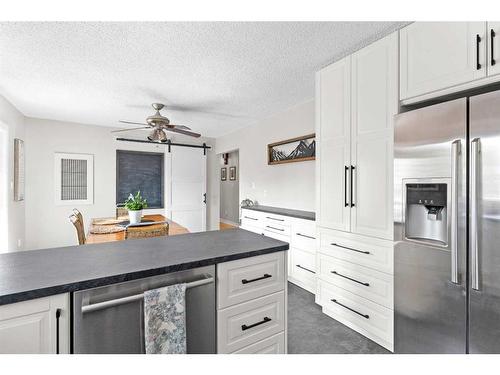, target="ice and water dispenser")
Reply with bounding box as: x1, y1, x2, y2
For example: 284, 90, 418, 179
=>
404, 181, 449, 246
